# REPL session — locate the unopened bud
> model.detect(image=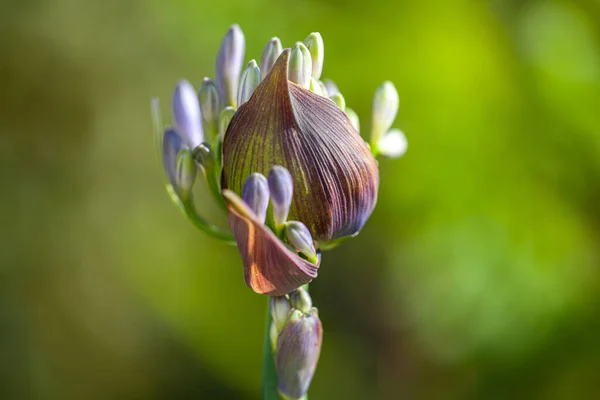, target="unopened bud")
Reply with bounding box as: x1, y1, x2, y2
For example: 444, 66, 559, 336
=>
345, 107, 360, 133
321, 78, 339, 97
303, 32, 324, 80
216, 106, 236, 165
288, 42, 312, 89
270, 296, 292, 332
377, 129, 408, 158
198, 78, 220, 138
260, 37, 283, 80
309, 77, 327, 97
268, 165, 294, 229
242, 173, 270, 223
191, 142, 215, 169
276, 310, 322, 400
175, 147, 197, 199
330, 92, 346, 111
162, 128, 184, 189
290, 287, 312, 315
238, 60, 261, 106
172, 80, 203, 147
371, 81, 399, 145
285, 221, 317, 263
216, 24, 245, 109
